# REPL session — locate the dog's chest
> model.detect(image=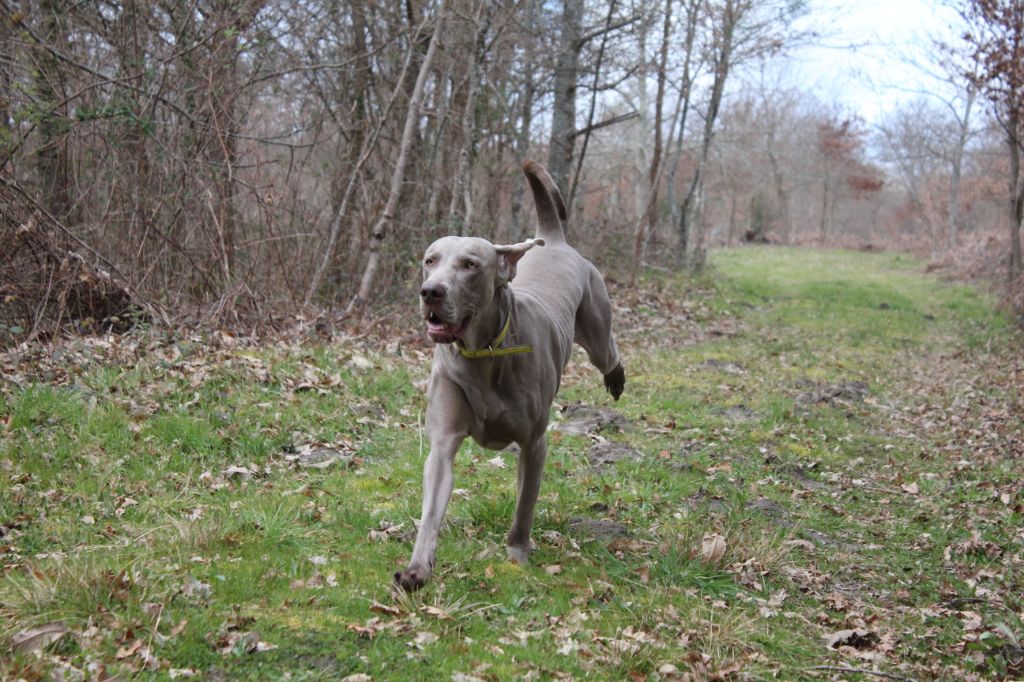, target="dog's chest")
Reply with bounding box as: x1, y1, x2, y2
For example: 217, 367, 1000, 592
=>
452, 364, 548, 445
